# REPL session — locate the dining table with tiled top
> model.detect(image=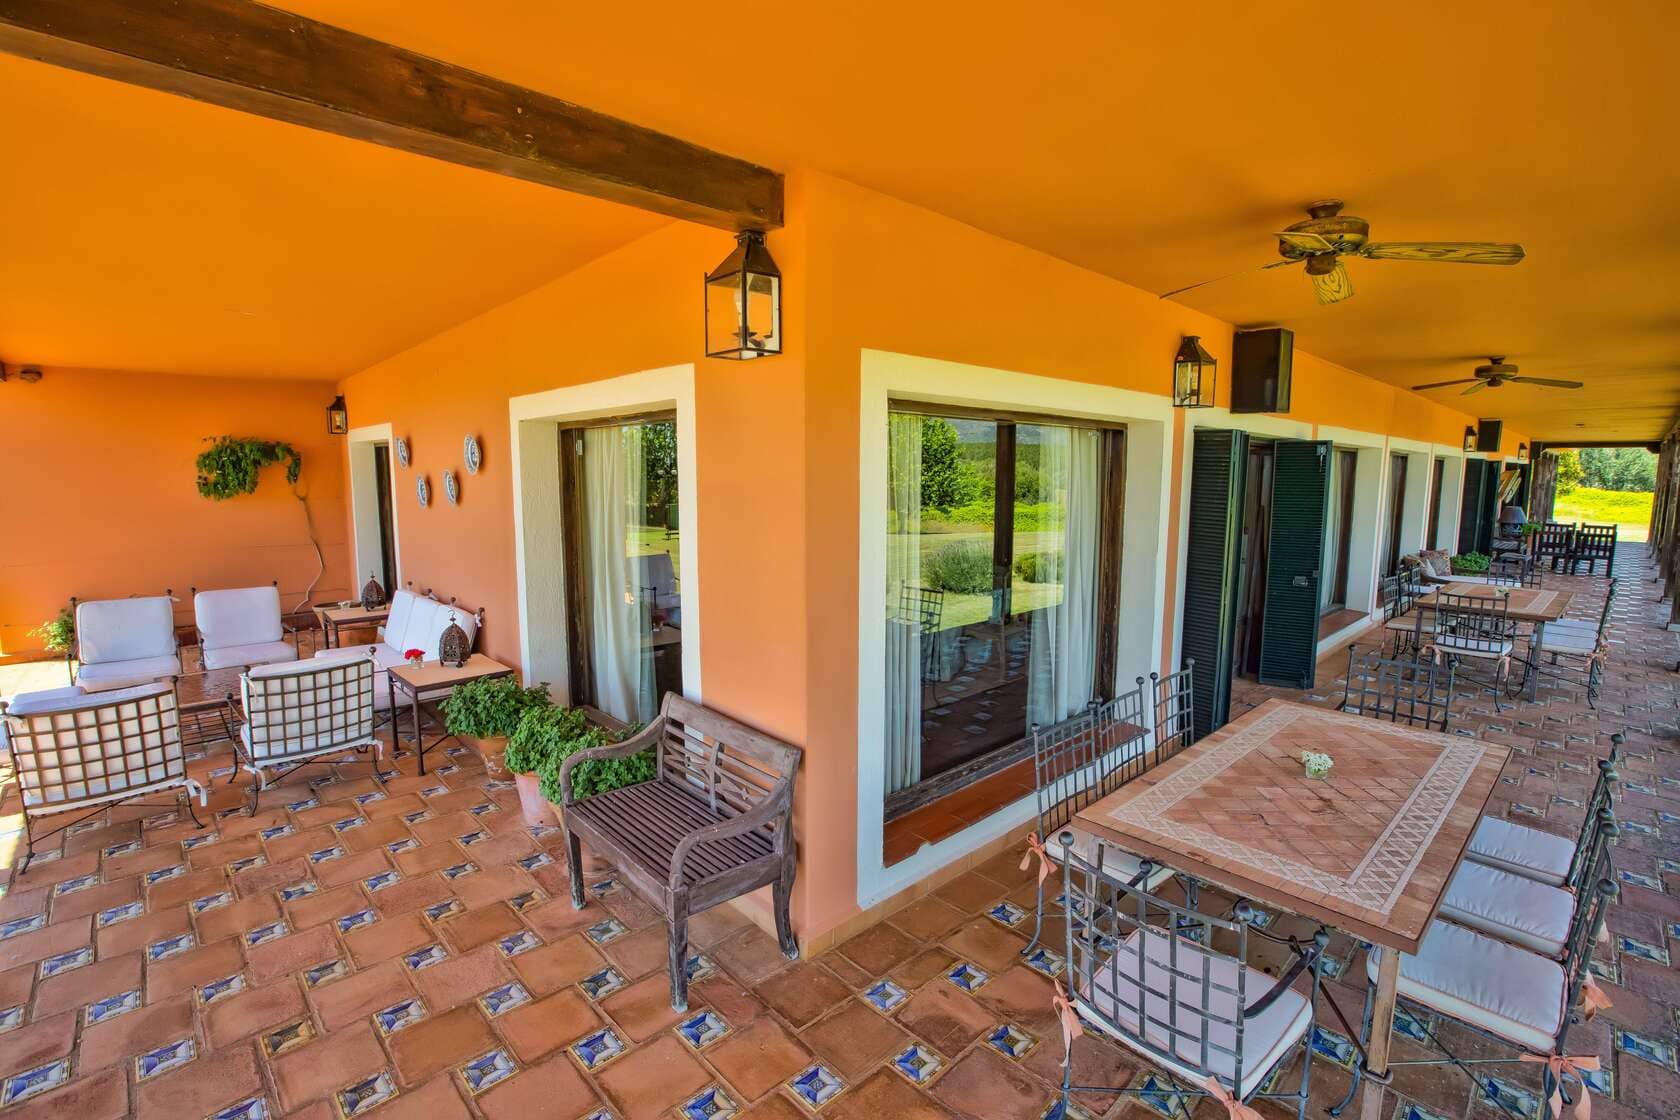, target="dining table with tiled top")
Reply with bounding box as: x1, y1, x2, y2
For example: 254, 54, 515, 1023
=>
1073, 697, 1509, 1120
1413, 582, 1572, 699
